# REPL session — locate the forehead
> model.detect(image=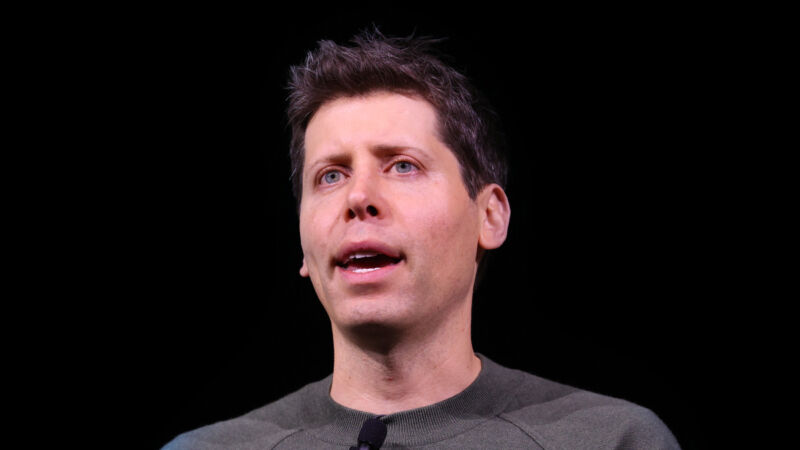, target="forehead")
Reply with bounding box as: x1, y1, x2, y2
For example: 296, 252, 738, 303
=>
304, 92, 441, 162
